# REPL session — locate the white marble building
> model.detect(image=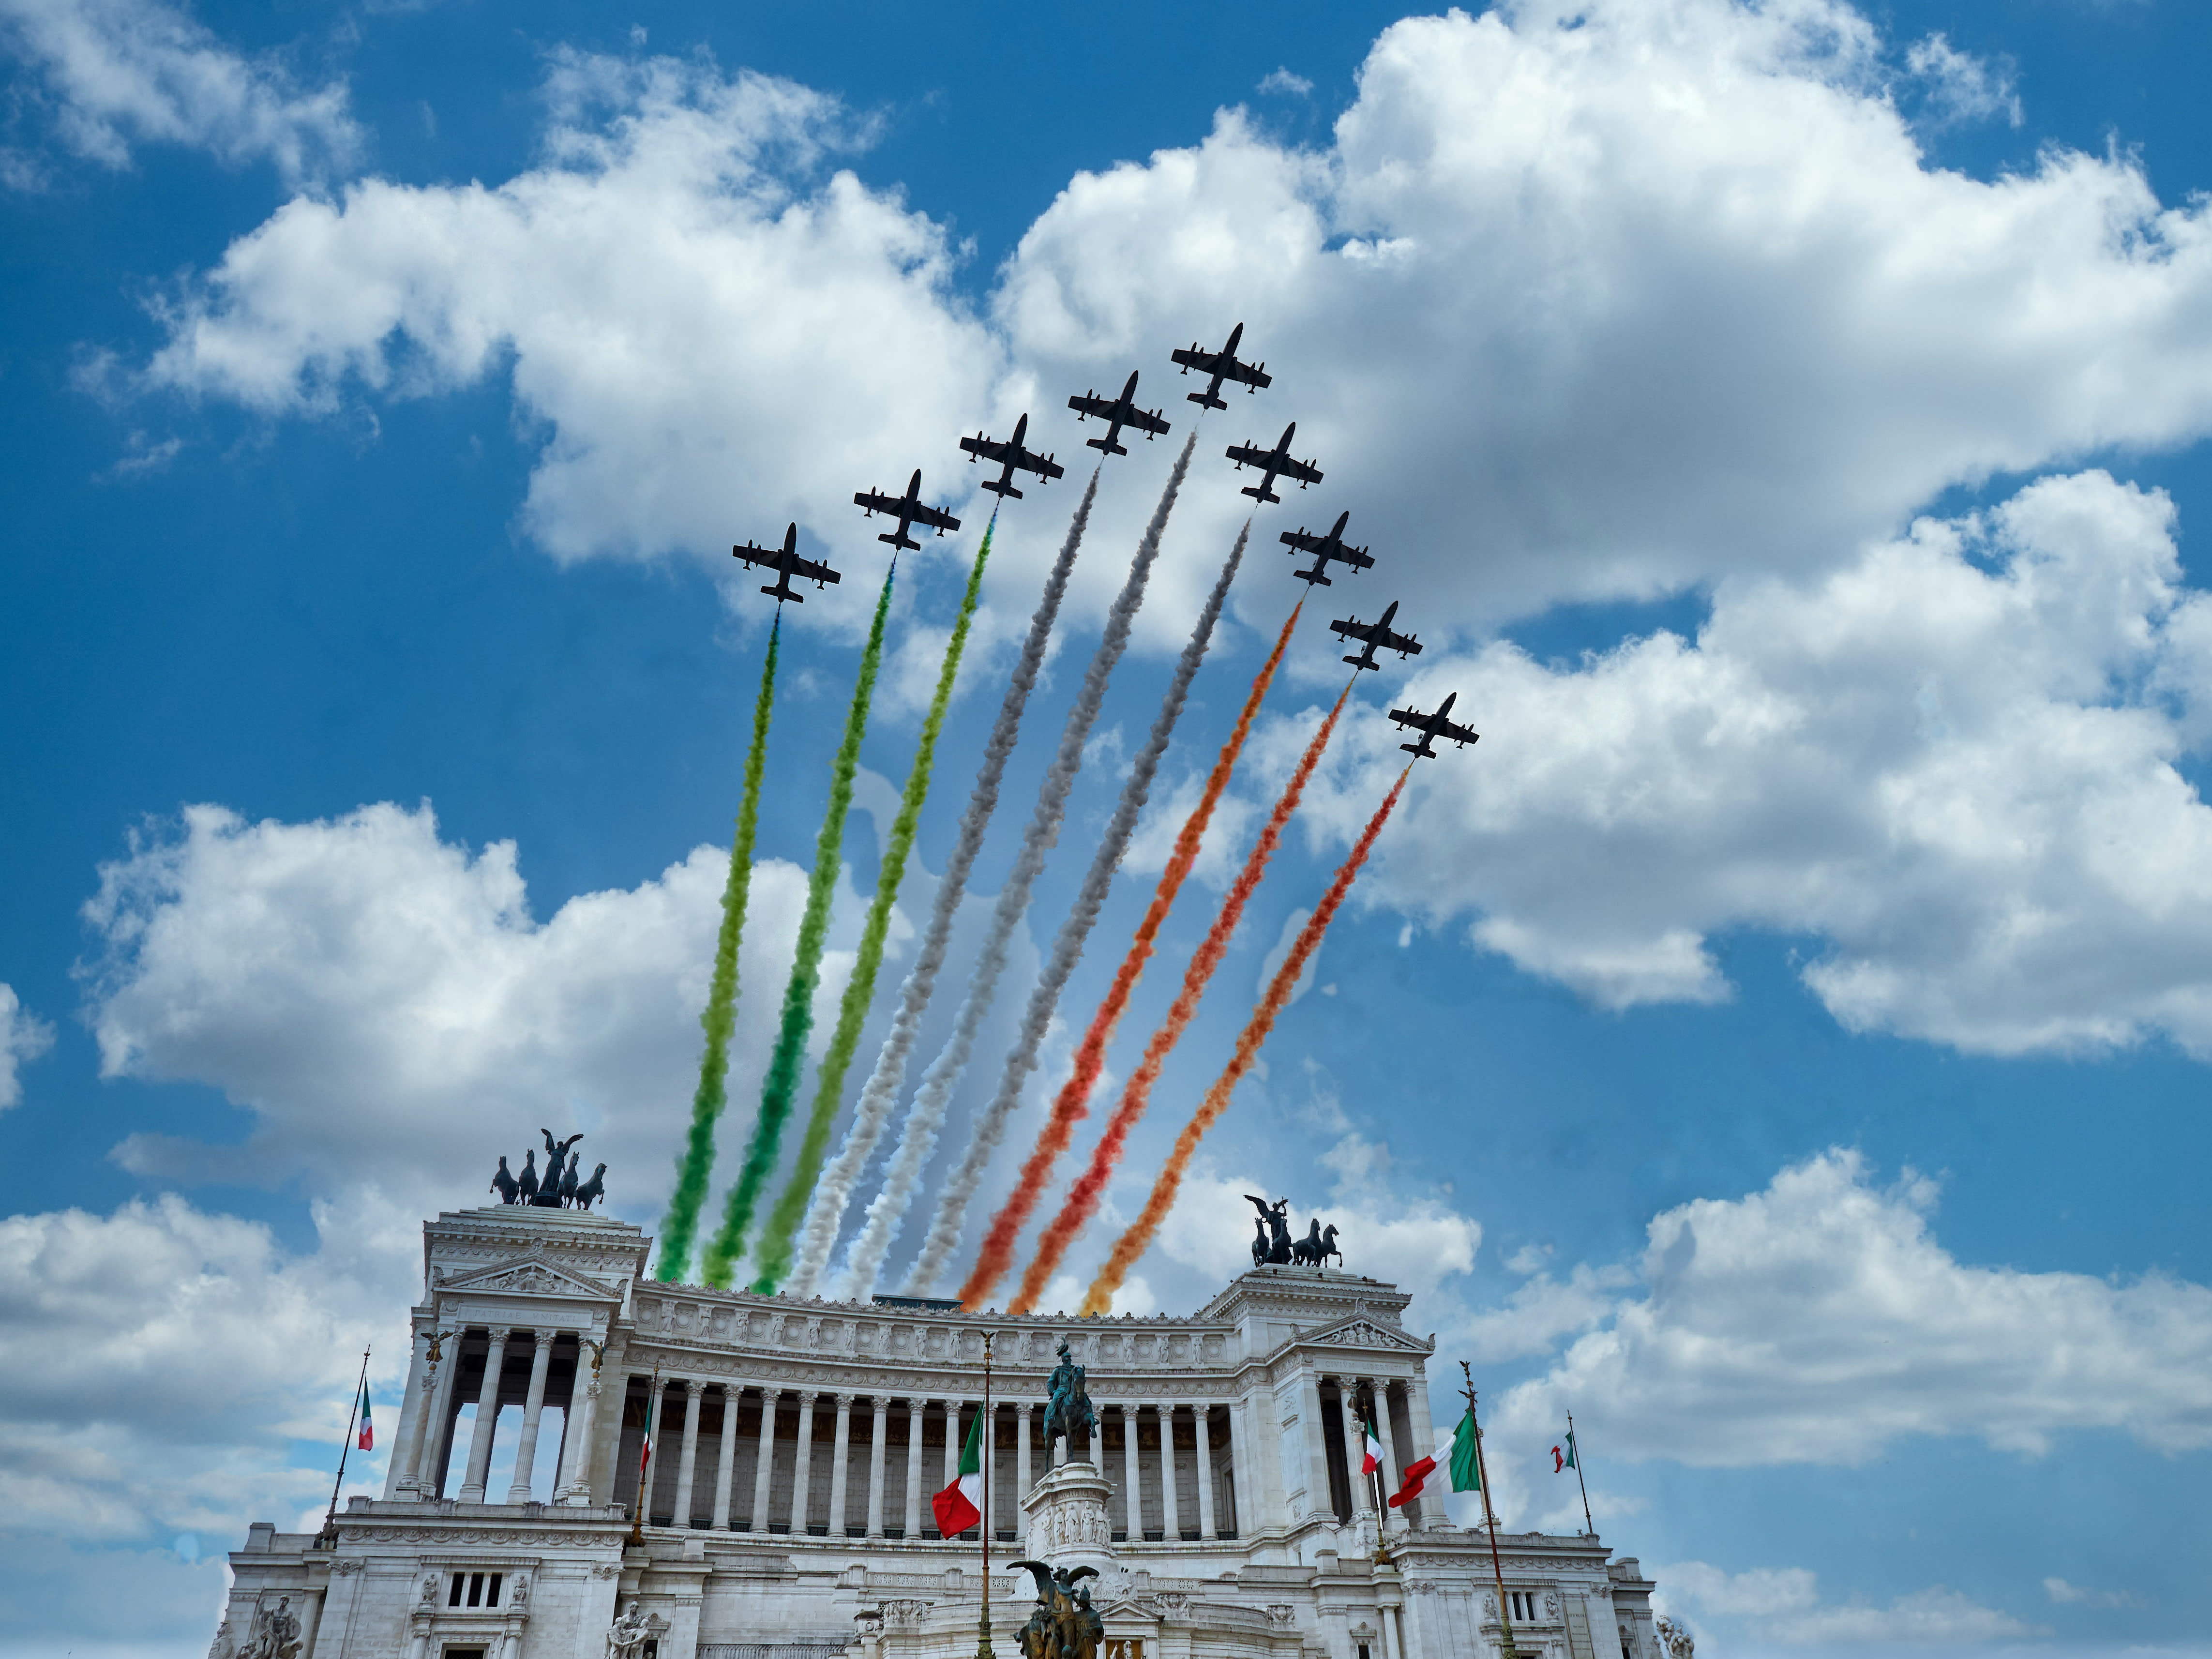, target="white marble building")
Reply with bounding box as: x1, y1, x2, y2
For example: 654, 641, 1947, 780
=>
215, 1205, 1659, 1659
